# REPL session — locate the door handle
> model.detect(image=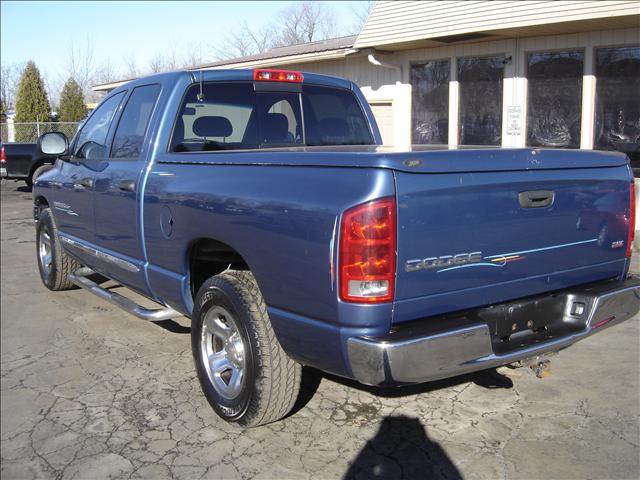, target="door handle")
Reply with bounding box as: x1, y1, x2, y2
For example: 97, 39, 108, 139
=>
73, 177, 93, 189
518, 190, 554, 208
118, 180, 136, 192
